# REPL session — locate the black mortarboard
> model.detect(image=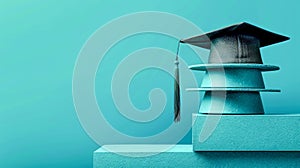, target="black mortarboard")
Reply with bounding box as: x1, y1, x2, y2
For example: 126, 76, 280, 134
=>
180, 22, 290, 63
